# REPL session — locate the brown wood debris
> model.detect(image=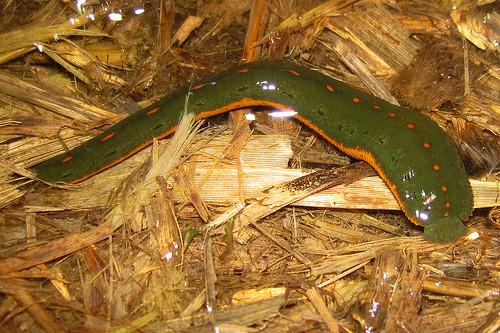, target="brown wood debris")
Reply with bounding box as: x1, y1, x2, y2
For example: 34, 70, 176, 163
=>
0, 0, 498, 332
